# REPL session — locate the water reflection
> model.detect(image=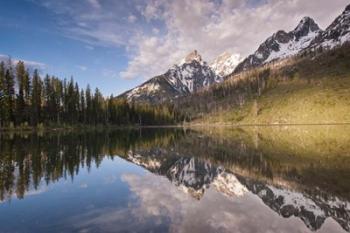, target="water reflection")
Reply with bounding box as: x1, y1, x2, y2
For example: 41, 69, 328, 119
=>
0, 126, 349, 233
